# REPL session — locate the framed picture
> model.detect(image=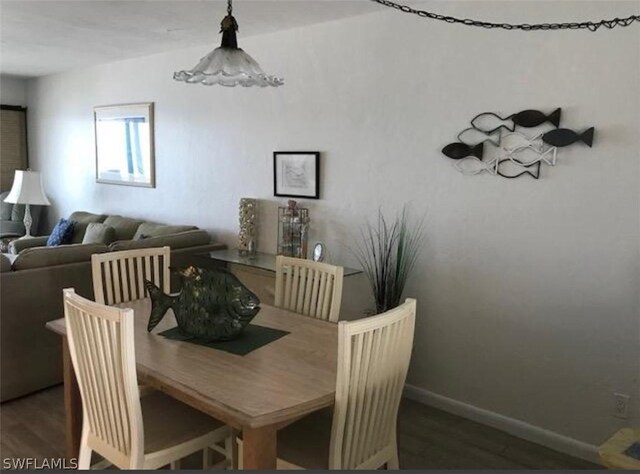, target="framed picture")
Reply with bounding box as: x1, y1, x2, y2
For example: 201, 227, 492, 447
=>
273, 151, 320, 199
94, 103, 155, 187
